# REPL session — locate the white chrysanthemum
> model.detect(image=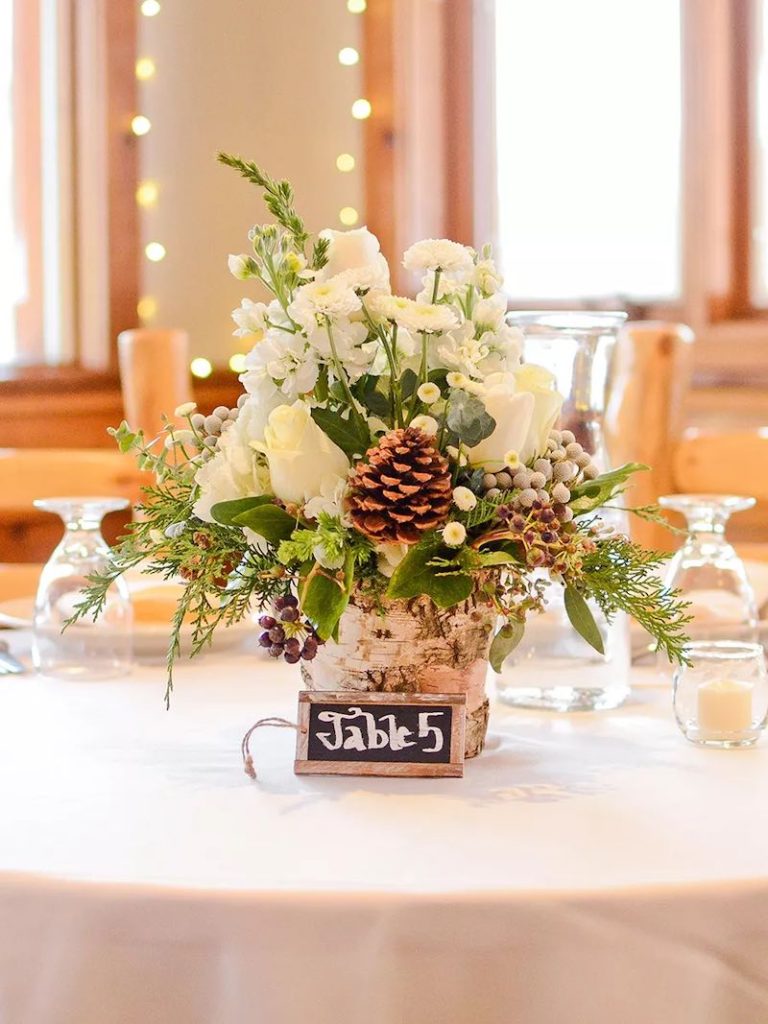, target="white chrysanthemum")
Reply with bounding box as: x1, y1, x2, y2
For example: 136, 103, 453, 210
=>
410, 414, 439, 436
241, 329, 319, 399
446, 371, 469, 389
417, 382, 441, 404
376, 295, 457, 334
452, 486, 477, 511
472, 258, 503, 296
174, 401, 197, 417
403, 238, 474, 274
288, 278, 362, 330
305, 318, 378, 382
333, 254, 391, 294
442, 521, 467, 547
503, 450, 521, 470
